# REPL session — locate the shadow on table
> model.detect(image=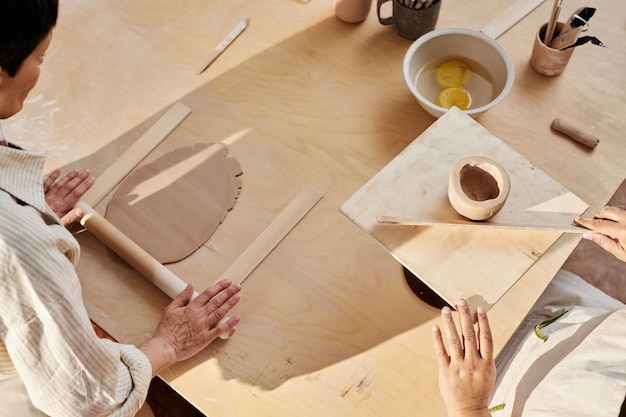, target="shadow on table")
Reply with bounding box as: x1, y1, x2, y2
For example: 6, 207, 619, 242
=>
63, 15, 445, 392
